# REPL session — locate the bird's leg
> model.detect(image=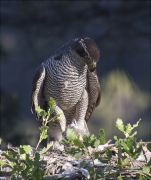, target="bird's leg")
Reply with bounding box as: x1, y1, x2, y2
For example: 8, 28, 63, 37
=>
74, 89, 90, 138
47, 105, 66, 150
